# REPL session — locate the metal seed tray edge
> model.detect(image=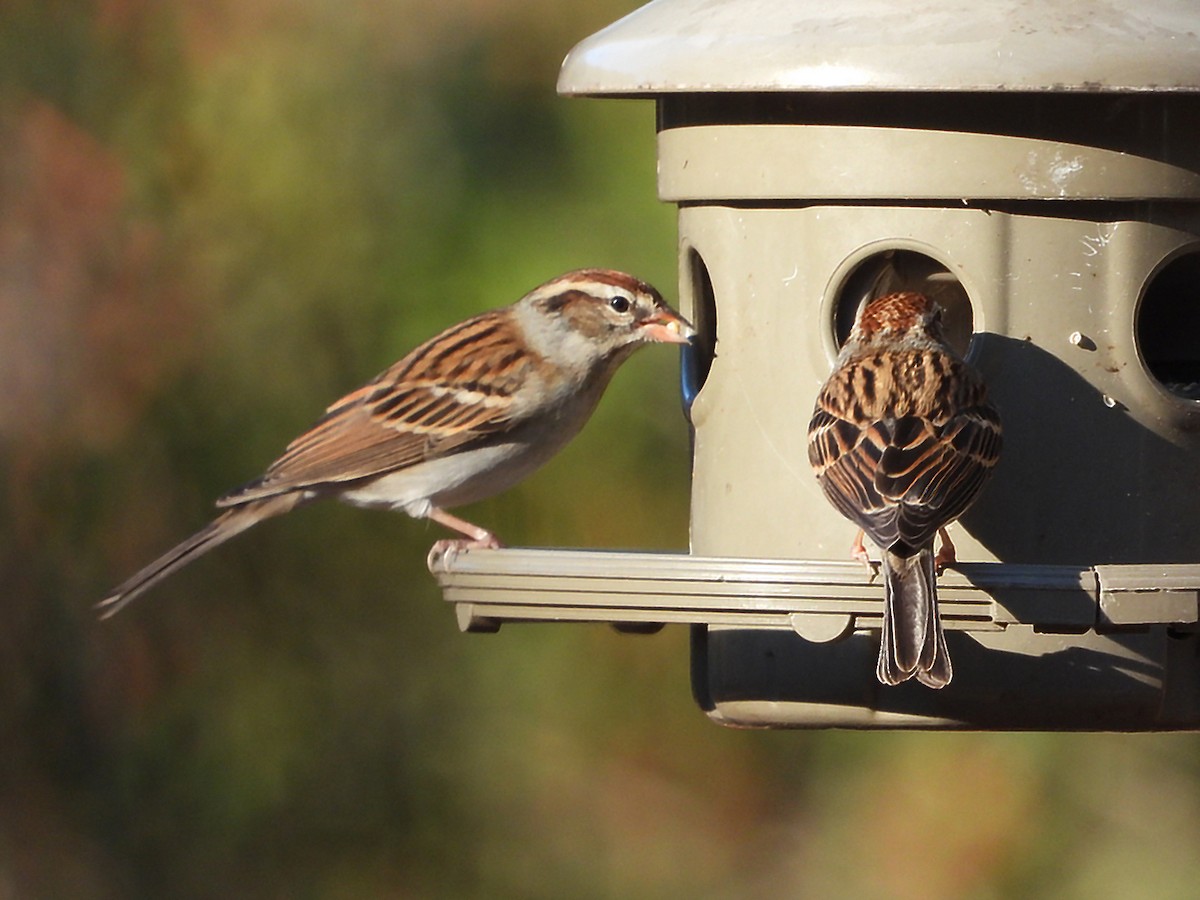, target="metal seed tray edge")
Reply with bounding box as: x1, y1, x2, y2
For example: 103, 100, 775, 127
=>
427, 548, 1200, 640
